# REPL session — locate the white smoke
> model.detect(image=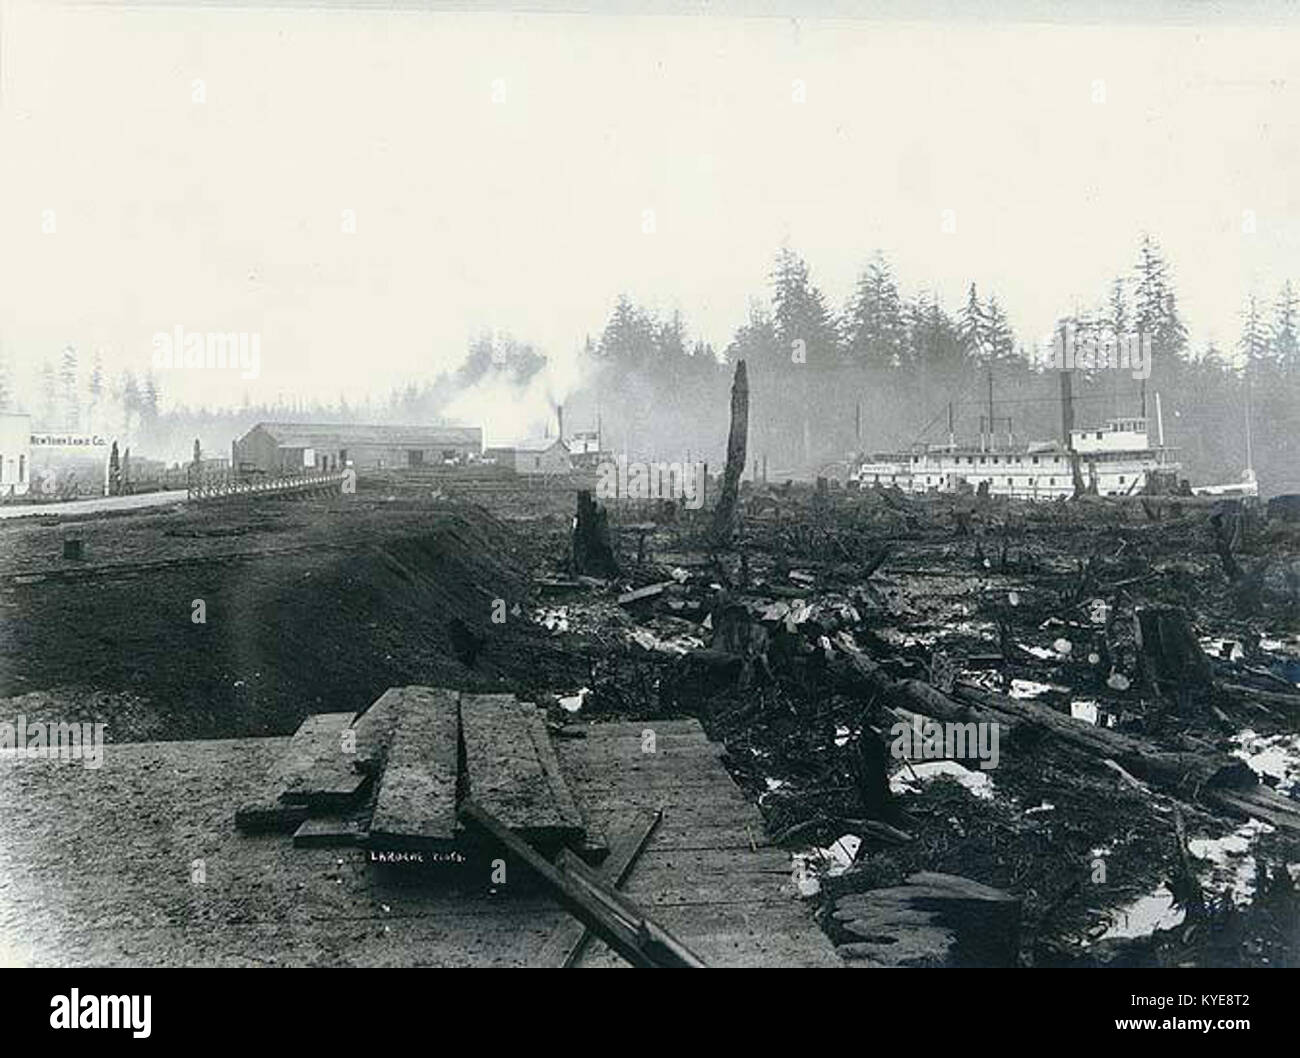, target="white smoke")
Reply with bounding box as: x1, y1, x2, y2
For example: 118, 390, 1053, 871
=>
442, 340, 588, 447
